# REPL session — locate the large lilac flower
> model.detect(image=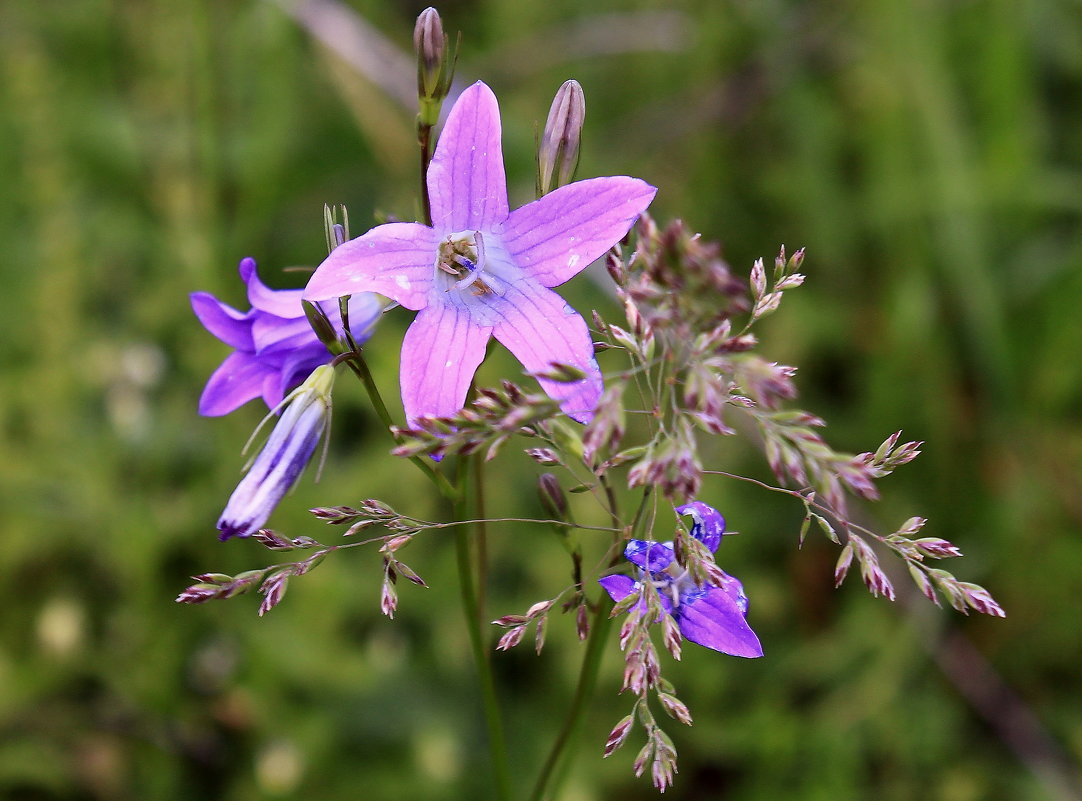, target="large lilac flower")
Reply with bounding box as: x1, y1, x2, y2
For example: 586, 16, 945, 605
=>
302, 81, 656, 425
192, 257, 381, 416
599, 502, 763, 658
